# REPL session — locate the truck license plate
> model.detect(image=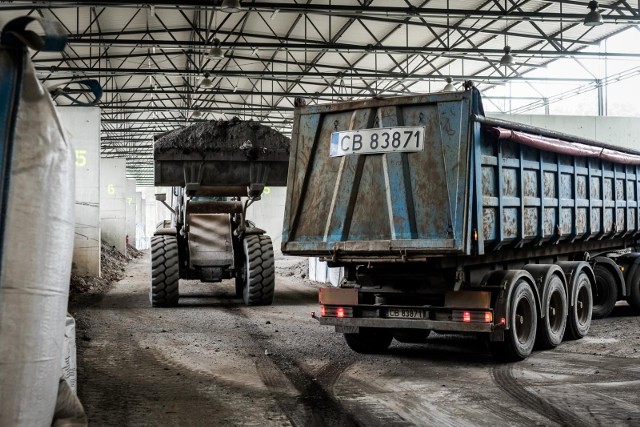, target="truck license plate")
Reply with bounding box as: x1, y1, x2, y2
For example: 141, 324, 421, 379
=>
330, 126, 425, 157
387, 308, 427, 319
